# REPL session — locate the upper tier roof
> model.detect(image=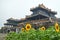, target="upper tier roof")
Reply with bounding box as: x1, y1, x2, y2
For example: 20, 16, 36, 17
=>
30, 4, 57, 14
